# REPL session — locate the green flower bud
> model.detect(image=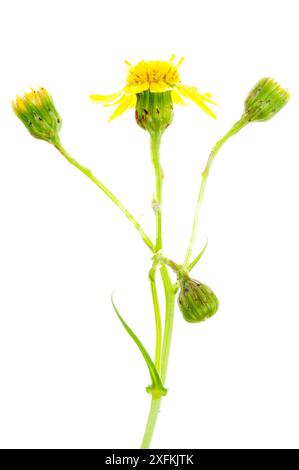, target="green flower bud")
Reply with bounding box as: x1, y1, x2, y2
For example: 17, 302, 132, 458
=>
12, 88, 62, 144
178, 275, 219, 323
135, 90, 173, 135
244, 77, 289, 122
